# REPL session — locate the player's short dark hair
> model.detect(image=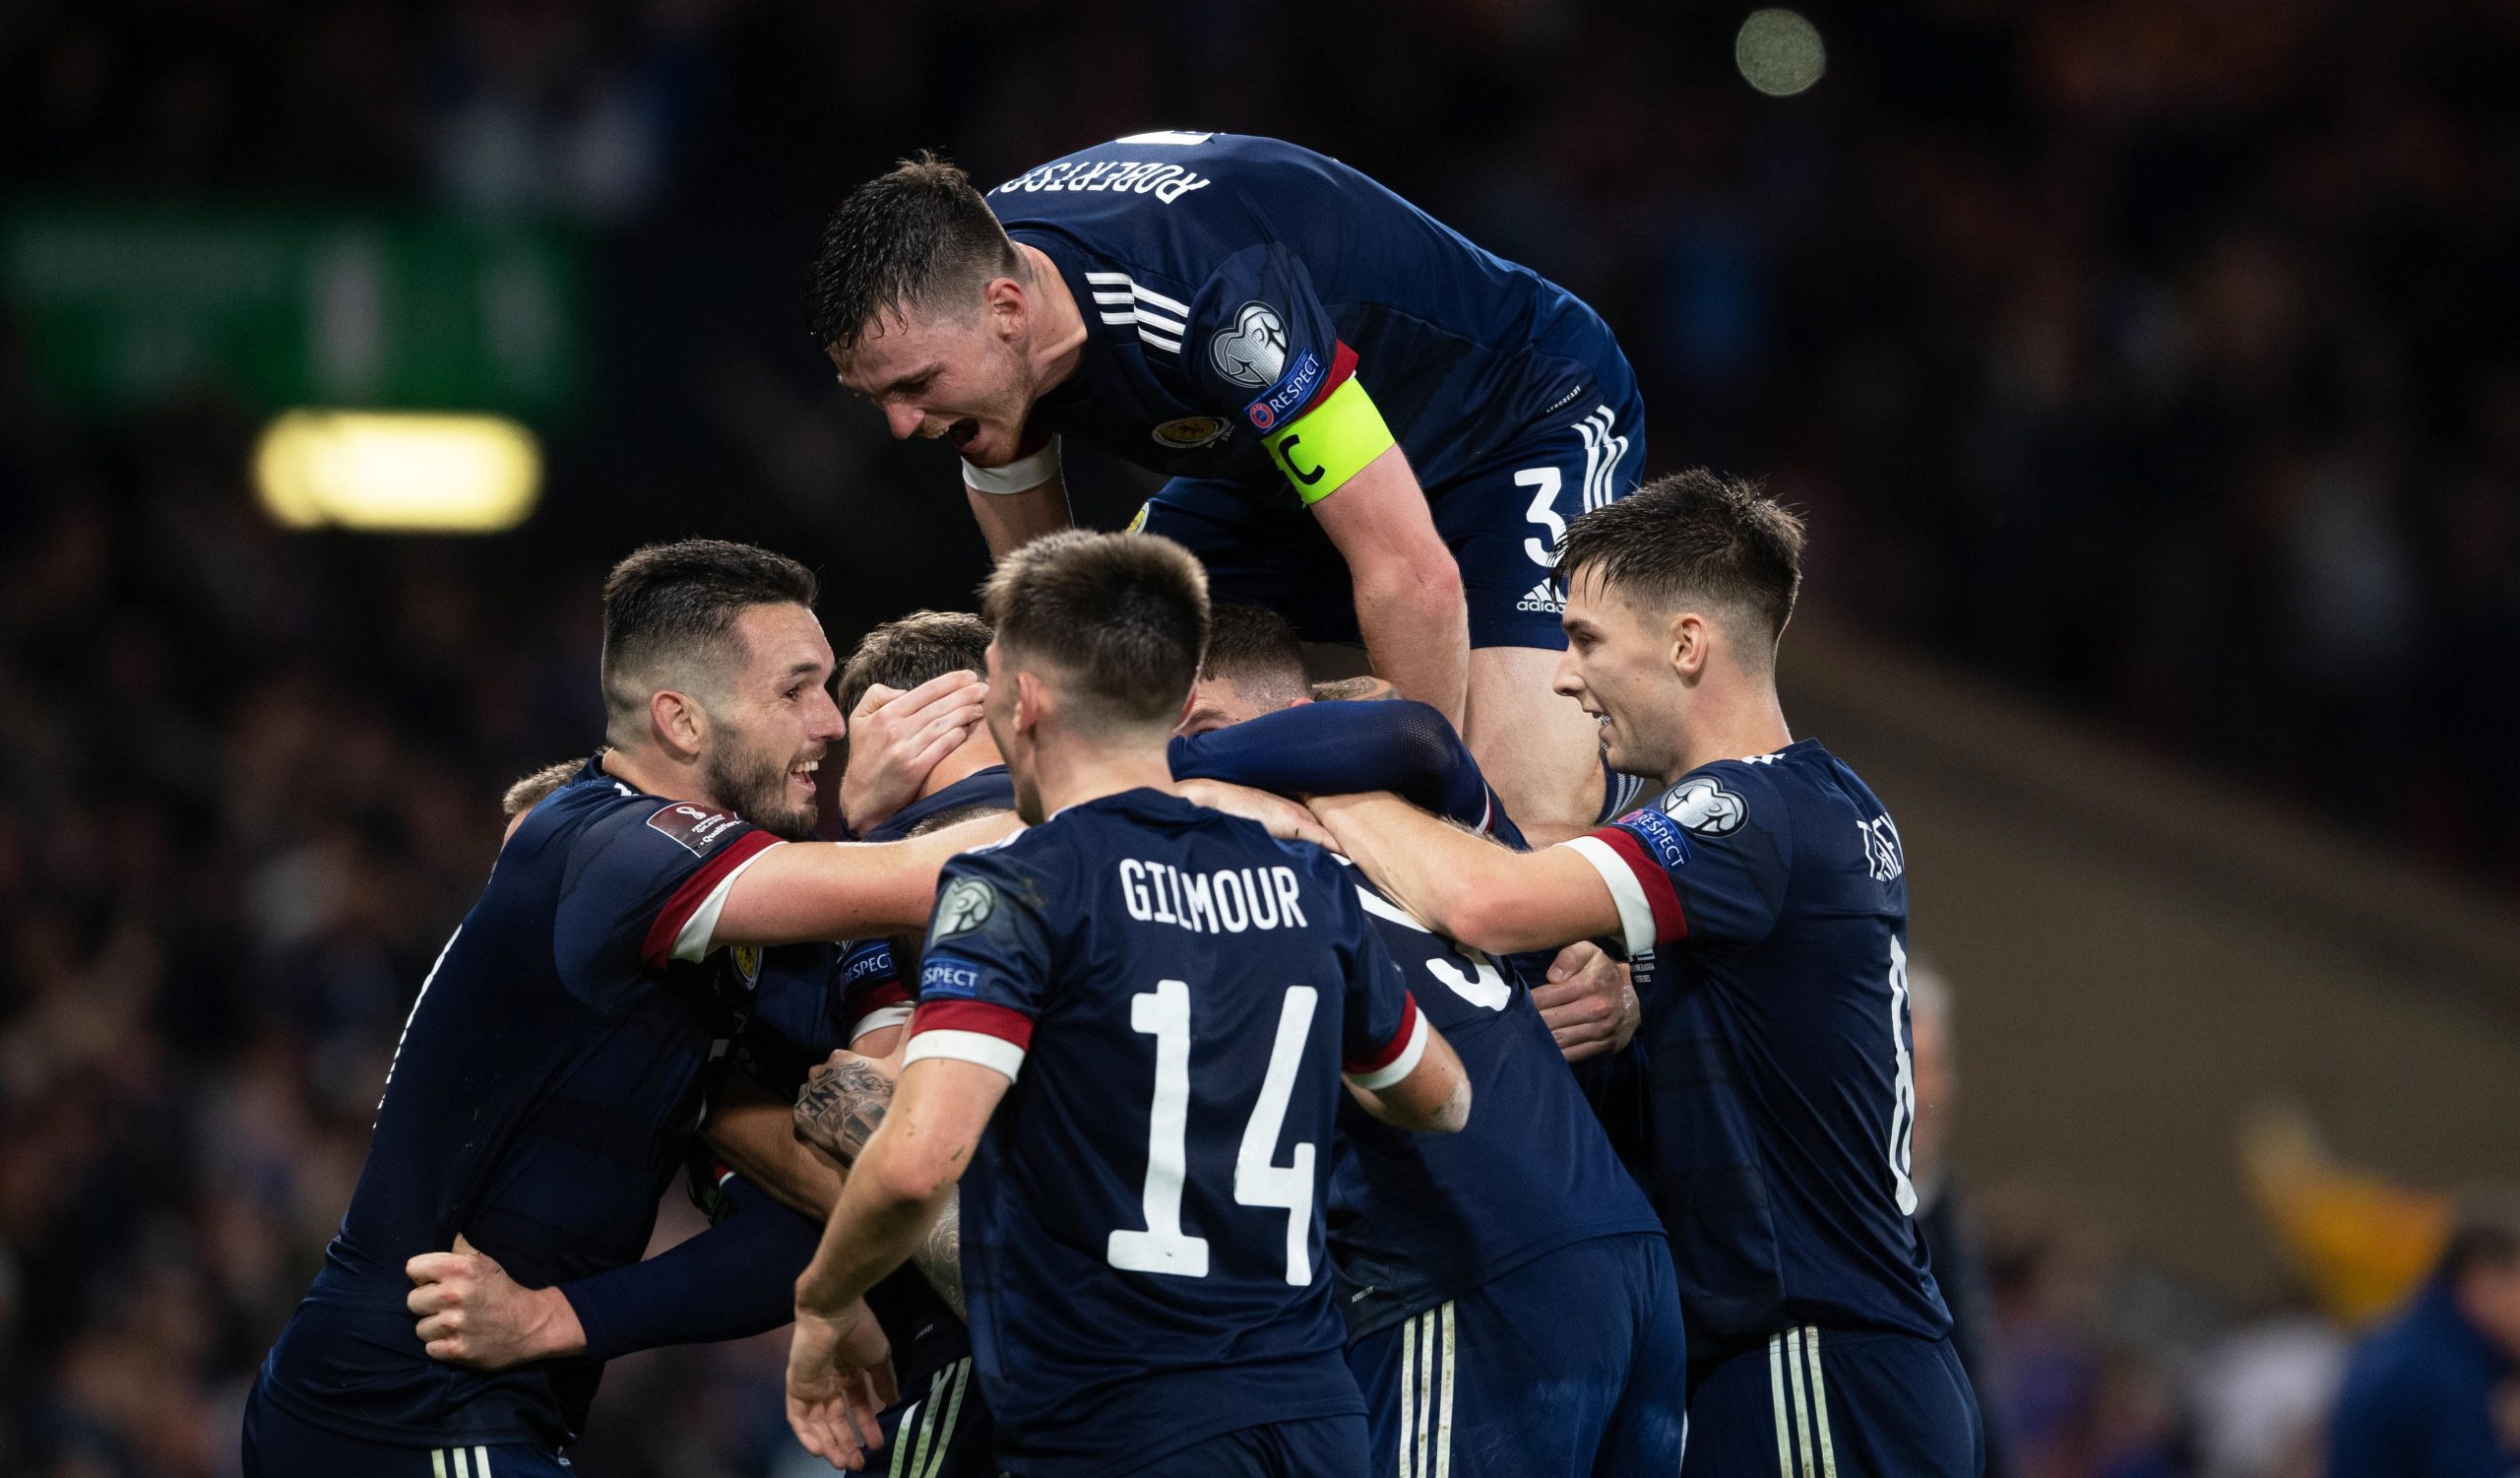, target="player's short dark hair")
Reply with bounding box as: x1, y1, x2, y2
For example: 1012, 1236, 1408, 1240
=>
1200, 604, 1308, 706
806, 153, 1024, 357
601, 540, 819, 741
980, 531, 1209, 733
2440, 1188, 2520, 1280
1556, 469, 1806, 664
838, 610, 994, 719
501, 759, 583, 819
